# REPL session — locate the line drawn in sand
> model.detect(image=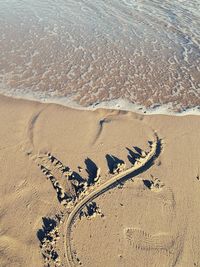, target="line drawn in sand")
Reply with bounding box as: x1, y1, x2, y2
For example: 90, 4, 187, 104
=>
25, 129, 167, 266
22, 111, 184, 267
